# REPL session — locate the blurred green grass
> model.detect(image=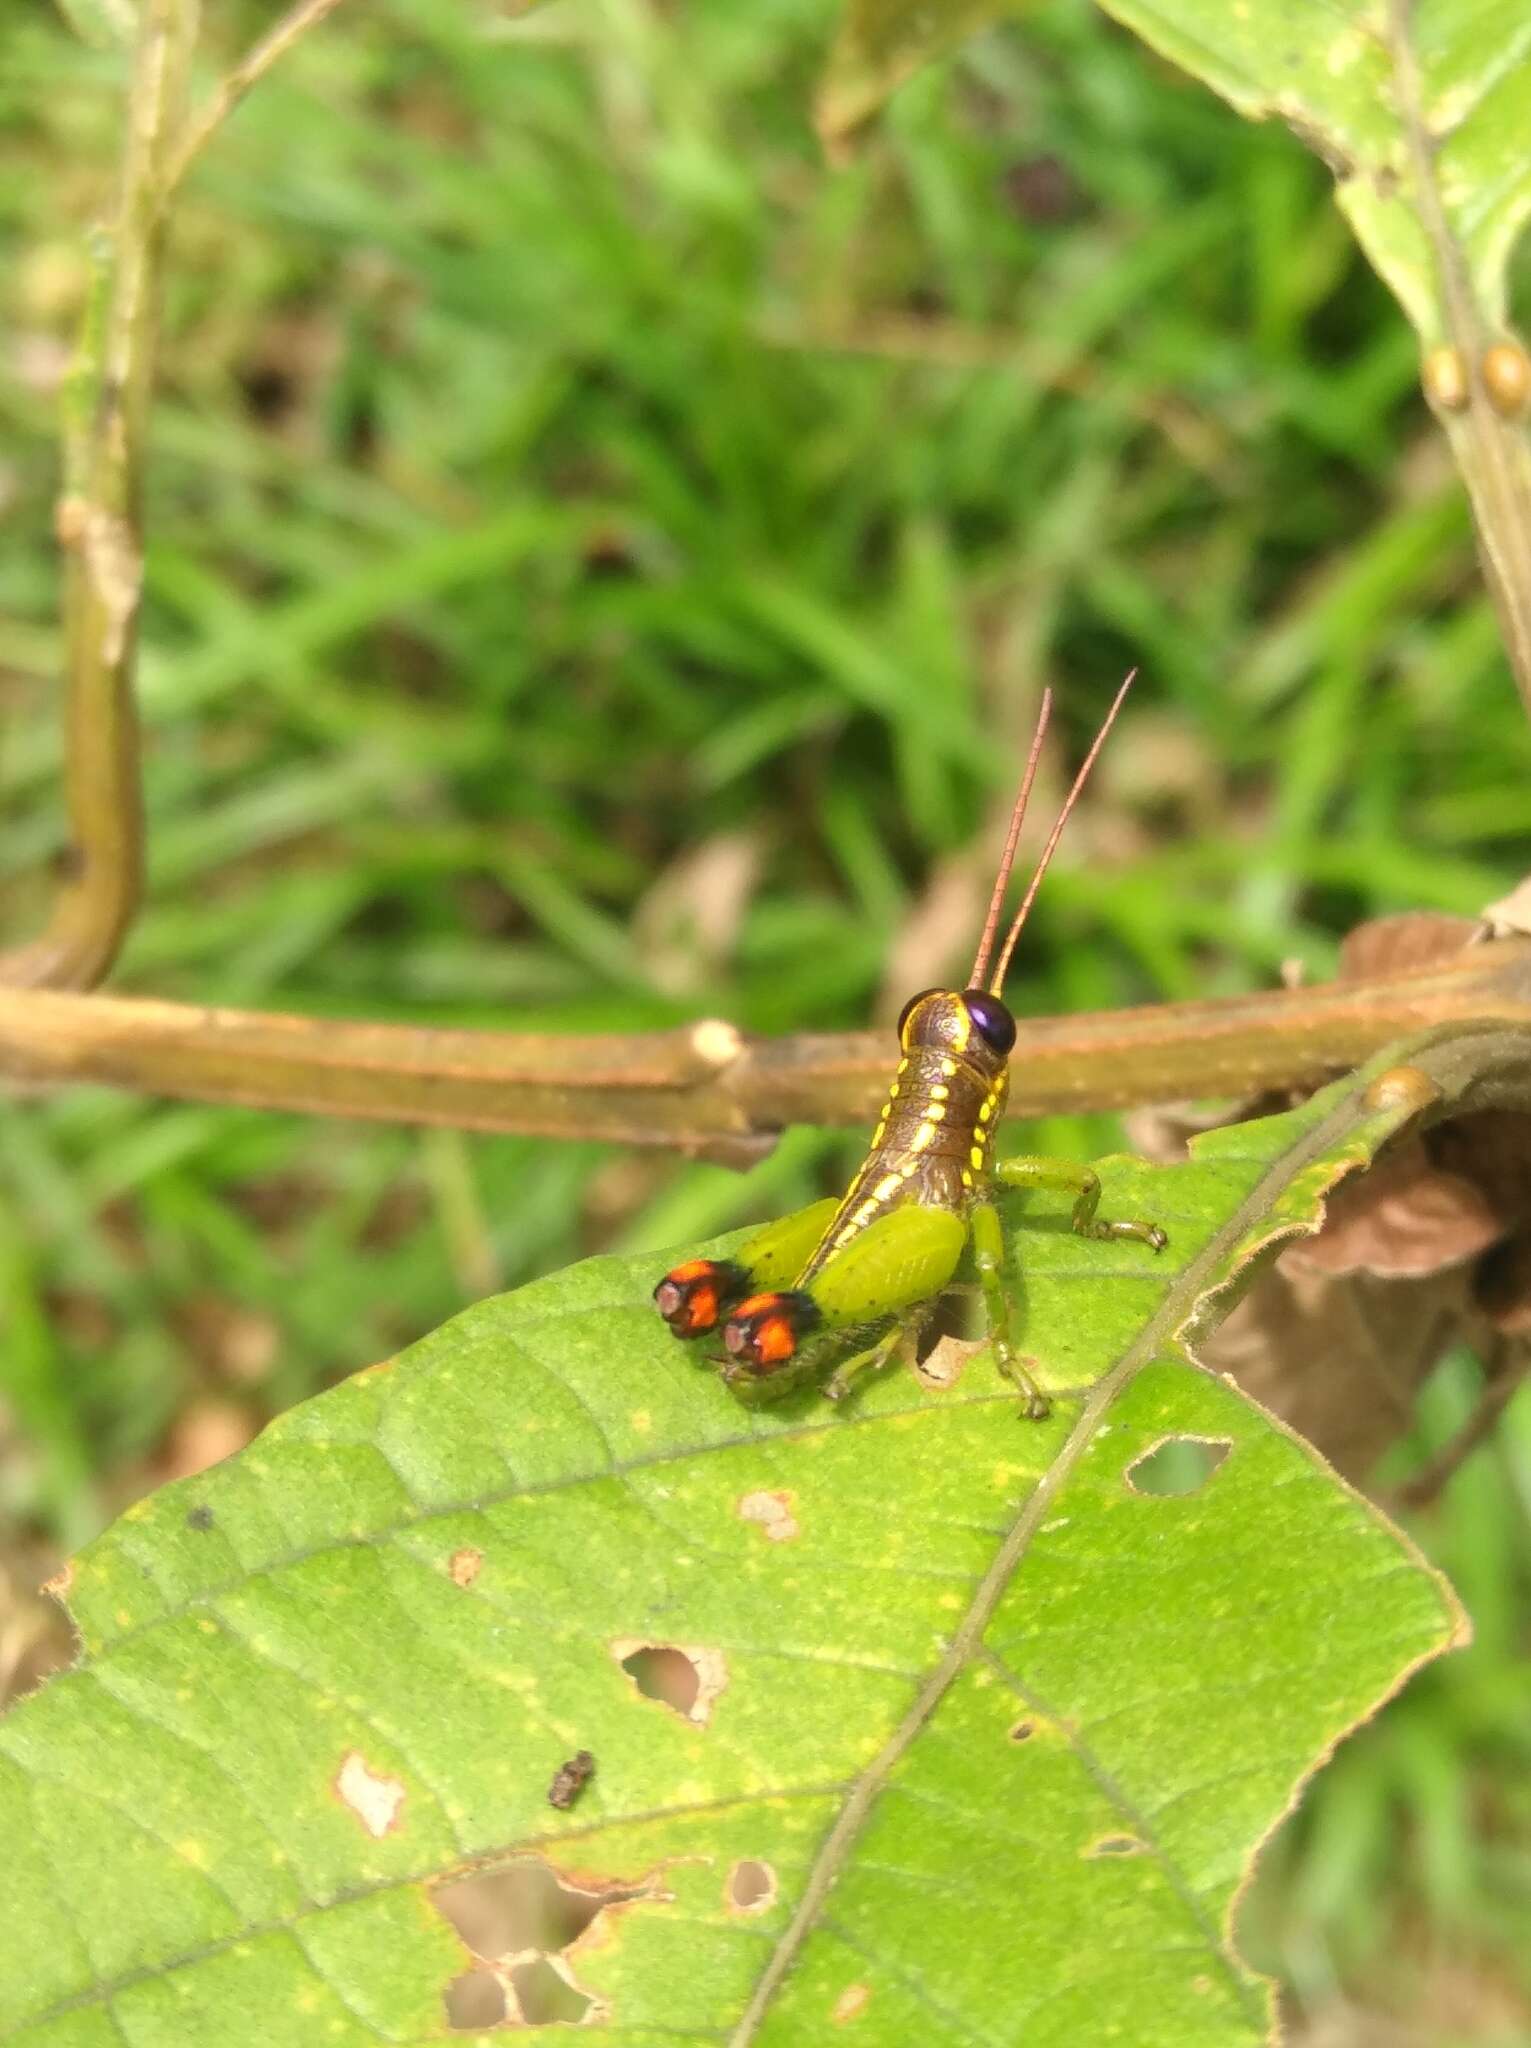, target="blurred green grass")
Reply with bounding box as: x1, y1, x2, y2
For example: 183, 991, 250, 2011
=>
2, 0, 1531, 2035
